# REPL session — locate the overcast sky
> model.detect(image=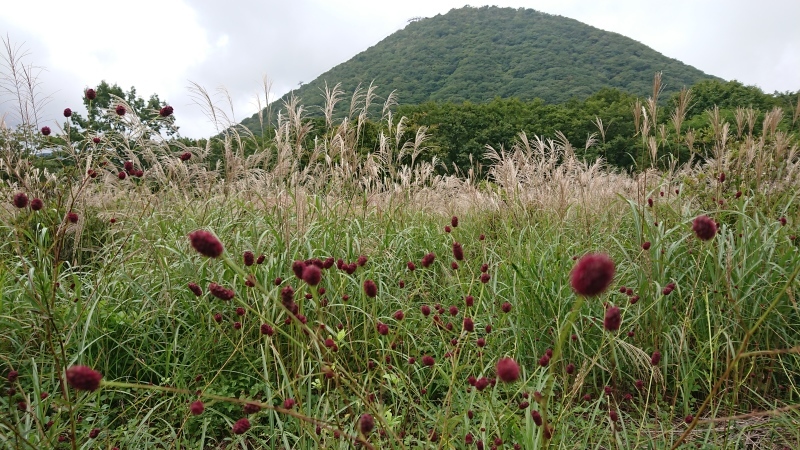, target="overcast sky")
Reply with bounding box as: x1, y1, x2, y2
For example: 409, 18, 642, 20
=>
2, 0, 799, 138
